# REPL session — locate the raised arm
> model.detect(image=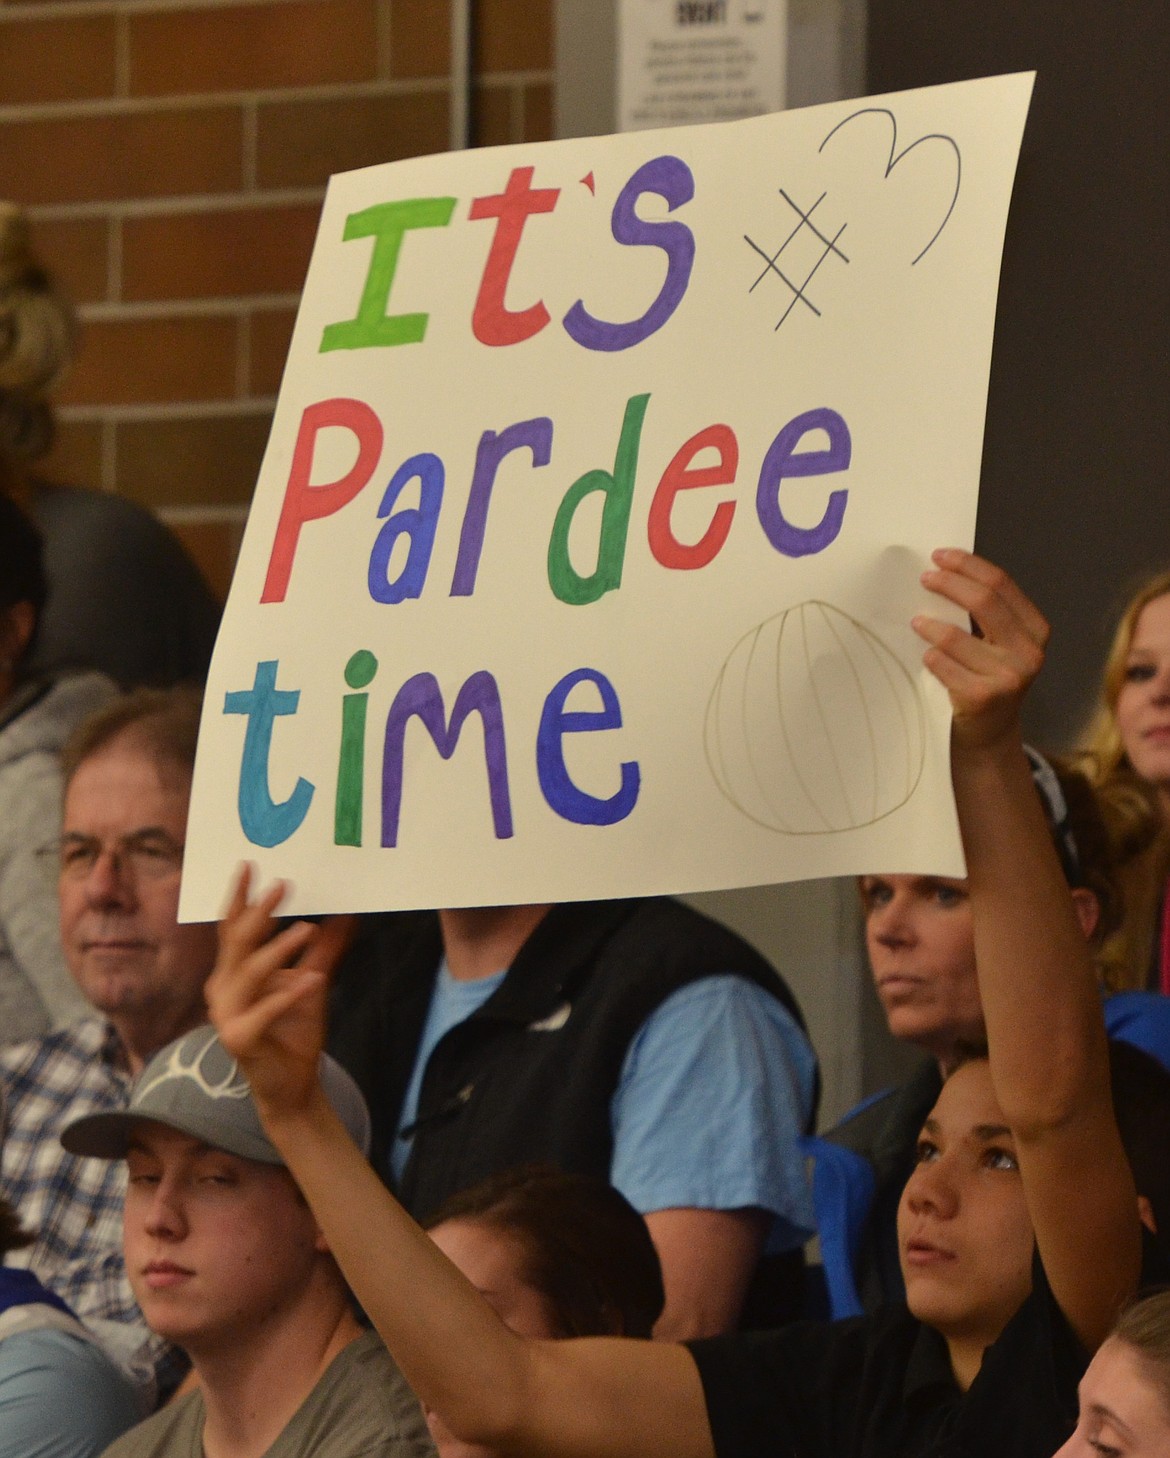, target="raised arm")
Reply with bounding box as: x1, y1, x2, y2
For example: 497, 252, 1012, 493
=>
206, 870, 712, 1458
915, 548, 1141, 1351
